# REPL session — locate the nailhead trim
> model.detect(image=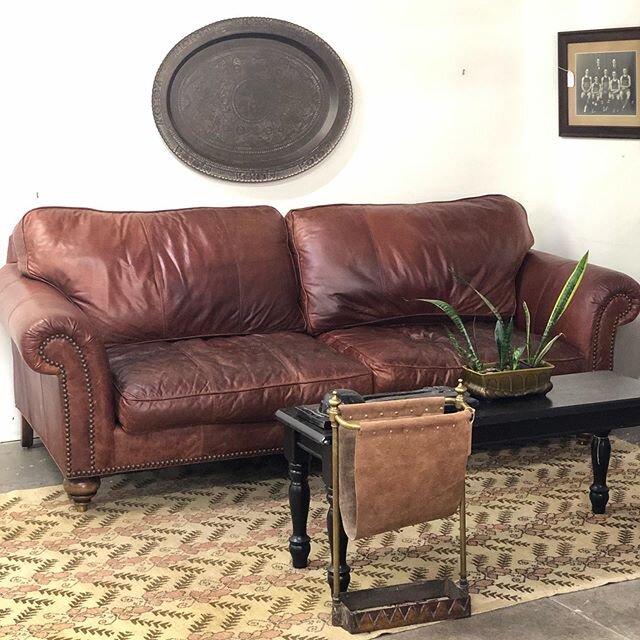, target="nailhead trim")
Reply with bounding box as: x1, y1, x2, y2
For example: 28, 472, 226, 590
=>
38, 295, 635, 479
67, 446, 284, 478
591, 293, 634, 370
38, 334, 96, 475
36, 335, 283, 479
